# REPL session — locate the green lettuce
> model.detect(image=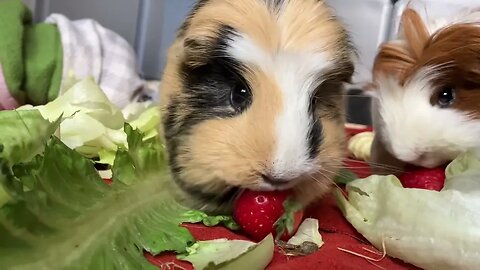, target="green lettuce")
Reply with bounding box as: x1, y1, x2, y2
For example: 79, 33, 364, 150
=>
0, 109, 59, 165
0, 109, 60, 207
0, 78, 256, 269
0, 117, 238, 269
336, 151, 480, 270
0, 125, 186, 269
